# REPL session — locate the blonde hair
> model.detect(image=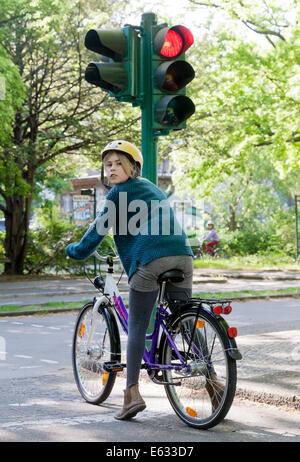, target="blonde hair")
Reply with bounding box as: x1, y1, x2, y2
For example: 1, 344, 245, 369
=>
104, 151, 141, 178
